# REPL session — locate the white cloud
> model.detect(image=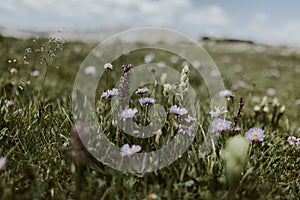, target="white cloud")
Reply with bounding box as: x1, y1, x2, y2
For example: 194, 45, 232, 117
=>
181, 5, 229, 27
1, 0, 300, 45
253, 13, 267, 23
1, 0, 226, 31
